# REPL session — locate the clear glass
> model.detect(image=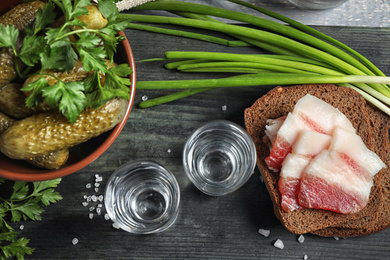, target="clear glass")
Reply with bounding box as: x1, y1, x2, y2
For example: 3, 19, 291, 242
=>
104, 160, 180, 234
287, 0, 348, 9
183, 120, 256, 196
